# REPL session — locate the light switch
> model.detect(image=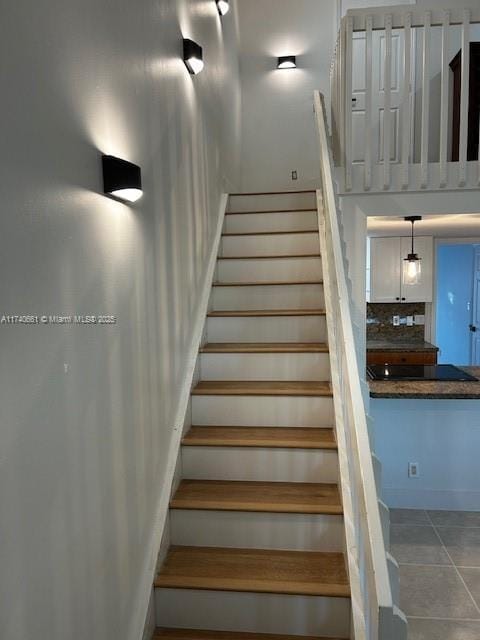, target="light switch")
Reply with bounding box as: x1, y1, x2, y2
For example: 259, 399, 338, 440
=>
414, 314, 425, 325
393, 315, 400, 326
406, 316, 414, 326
